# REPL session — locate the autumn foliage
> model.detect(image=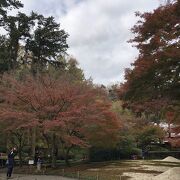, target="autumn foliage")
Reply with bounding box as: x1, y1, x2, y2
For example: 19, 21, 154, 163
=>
118, 1, 180, 147
0, 73, 120, 165
121, 1, 180, 102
